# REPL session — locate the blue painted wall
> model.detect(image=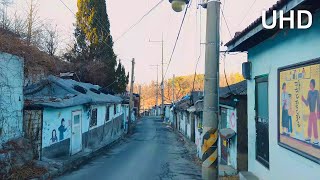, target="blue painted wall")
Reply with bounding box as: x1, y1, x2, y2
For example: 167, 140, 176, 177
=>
42, 105, 83, 148
247, 11, 320, 179
0, 53, 24, 143
42, 102, 123, 148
